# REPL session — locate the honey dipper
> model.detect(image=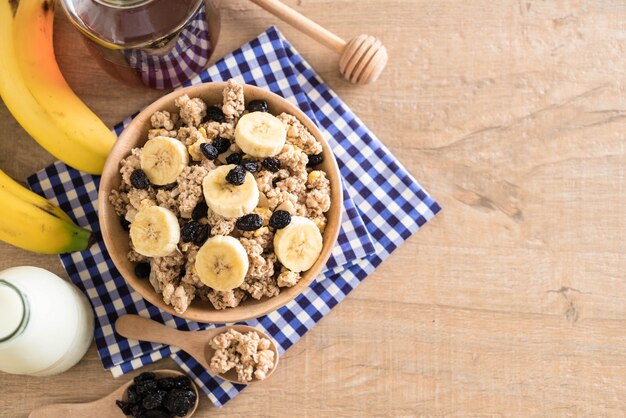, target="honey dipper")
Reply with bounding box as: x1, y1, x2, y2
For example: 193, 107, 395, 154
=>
249, 0, 388, 85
